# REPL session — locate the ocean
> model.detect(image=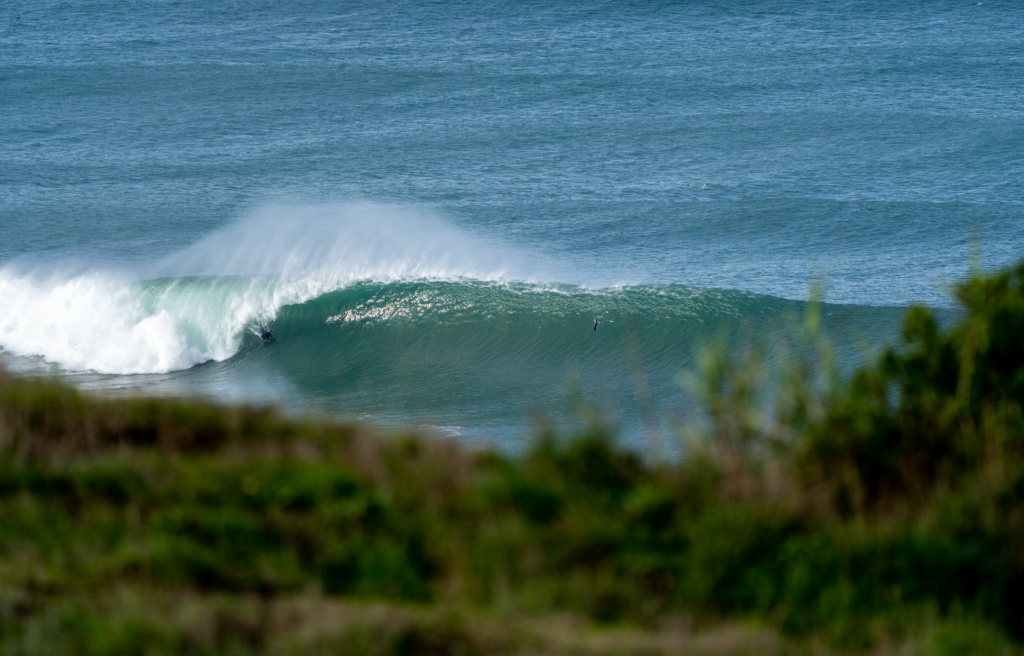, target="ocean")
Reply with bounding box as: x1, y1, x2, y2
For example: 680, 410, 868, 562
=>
2, 0, 1021, 448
